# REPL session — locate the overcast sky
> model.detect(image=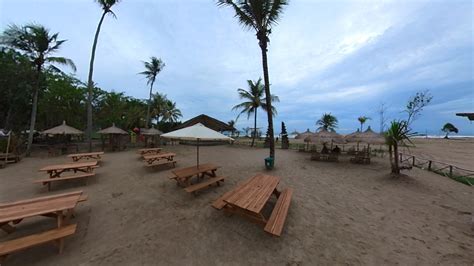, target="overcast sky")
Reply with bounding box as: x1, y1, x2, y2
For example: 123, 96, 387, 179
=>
1, 0, 473, 135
